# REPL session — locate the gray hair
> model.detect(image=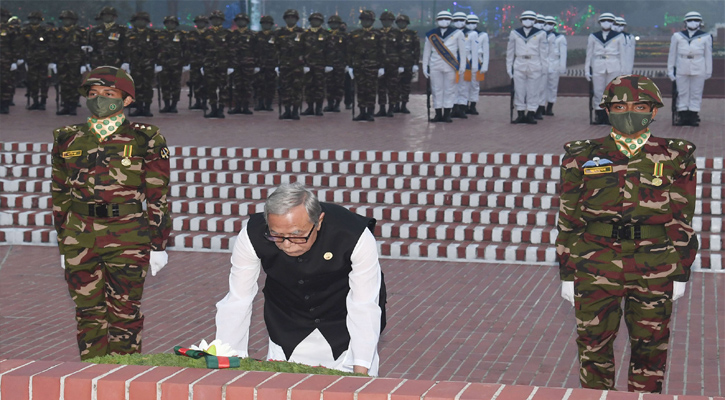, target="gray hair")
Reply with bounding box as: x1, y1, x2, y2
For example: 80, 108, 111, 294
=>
264, 182, 322, 224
